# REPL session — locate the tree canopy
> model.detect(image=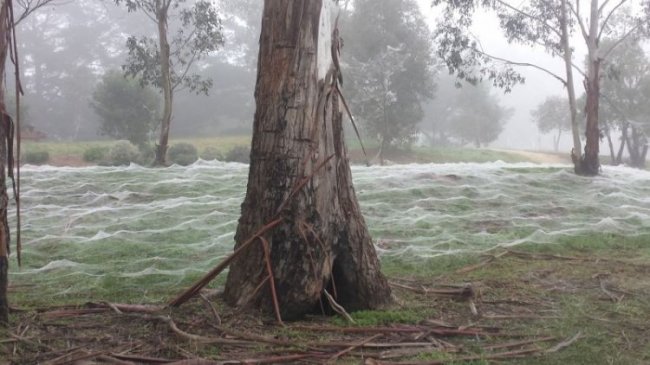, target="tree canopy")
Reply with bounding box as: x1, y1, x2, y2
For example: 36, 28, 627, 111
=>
343, 0, 435, 161
91, 70, 161, 146
531, 96, 572, 151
